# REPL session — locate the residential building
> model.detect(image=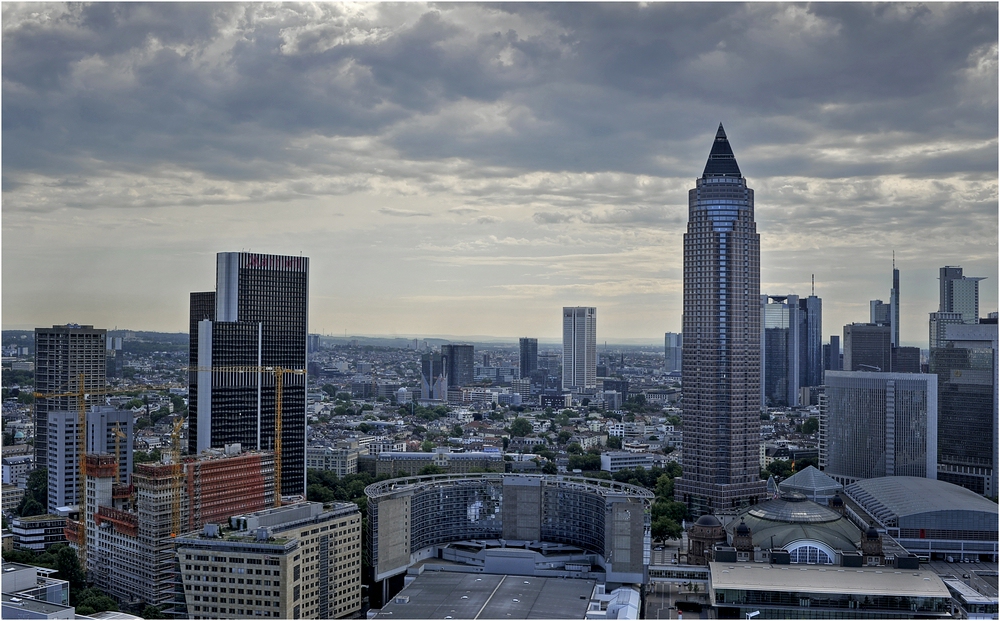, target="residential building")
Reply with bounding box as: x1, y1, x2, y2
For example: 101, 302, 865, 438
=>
189, 252, 309, 497
84, 448, 275, 614
819, 371, 938, 485
176, 501, 362, 620
3, 454, 33, 487
562, 307, 597, 391
663, 332, 682, 373
518, 337, 538, 376
674, 124, 766, 515
441, 344, 475, 388
34, 324, 107, 503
